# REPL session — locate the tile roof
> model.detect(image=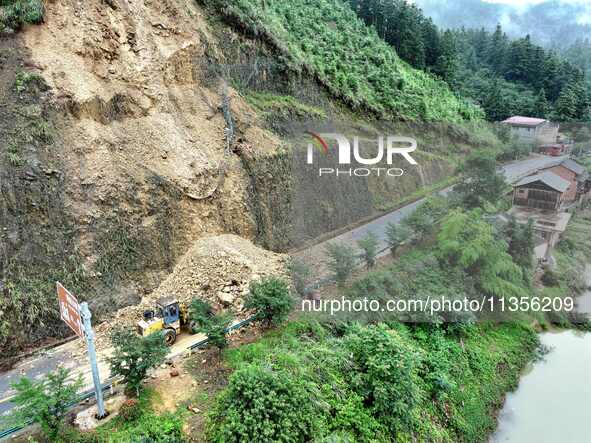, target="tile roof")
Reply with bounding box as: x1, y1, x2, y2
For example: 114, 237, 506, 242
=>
515, 171, 570, 193
502, 116, 548, 126
560, 158, 587, 176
